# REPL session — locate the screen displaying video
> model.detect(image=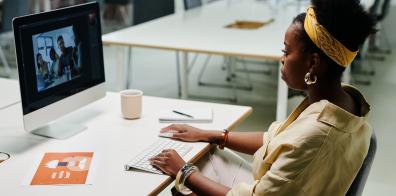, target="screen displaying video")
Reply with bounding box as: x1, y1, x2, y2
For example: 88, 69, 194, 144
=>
32, 26, 83, 92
